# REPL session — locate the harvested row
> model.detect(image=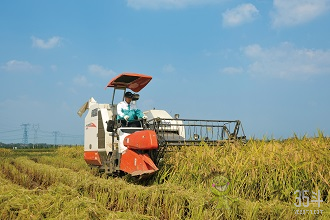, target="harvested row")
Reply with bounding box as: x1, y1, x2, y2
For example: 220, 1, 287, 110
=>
0, 173, 155, 219
0, 157, 211, 219
30, 155, 90, 172
30, 146, 90, 172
